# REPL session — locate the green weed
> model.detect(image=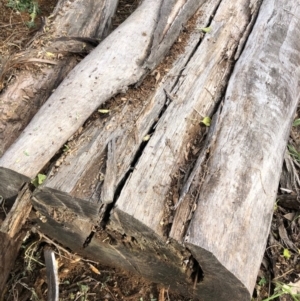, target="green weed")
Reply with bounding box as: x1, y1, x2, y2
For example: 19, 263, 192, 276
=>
6, 0, 39, 27
288, 145, 300, 163
261, 282, 300, 301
